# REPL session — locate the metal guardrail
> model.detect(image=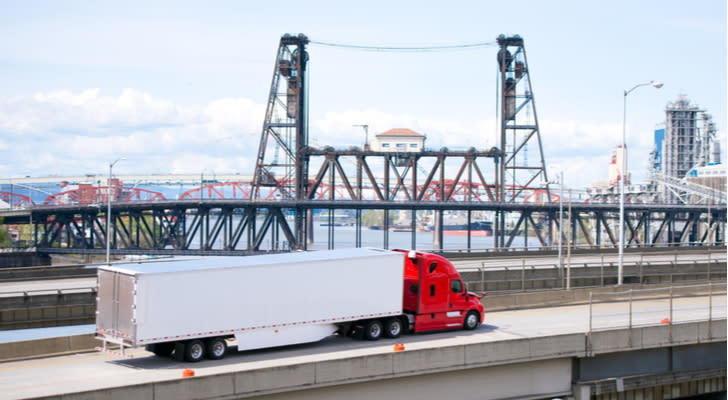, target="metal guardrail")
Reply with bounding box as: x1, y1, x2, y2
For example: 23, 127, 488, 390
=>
434, 243, 727, 257
587, 283, 727, 347
0, 287, 96, 298
458, 249, 726, 292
